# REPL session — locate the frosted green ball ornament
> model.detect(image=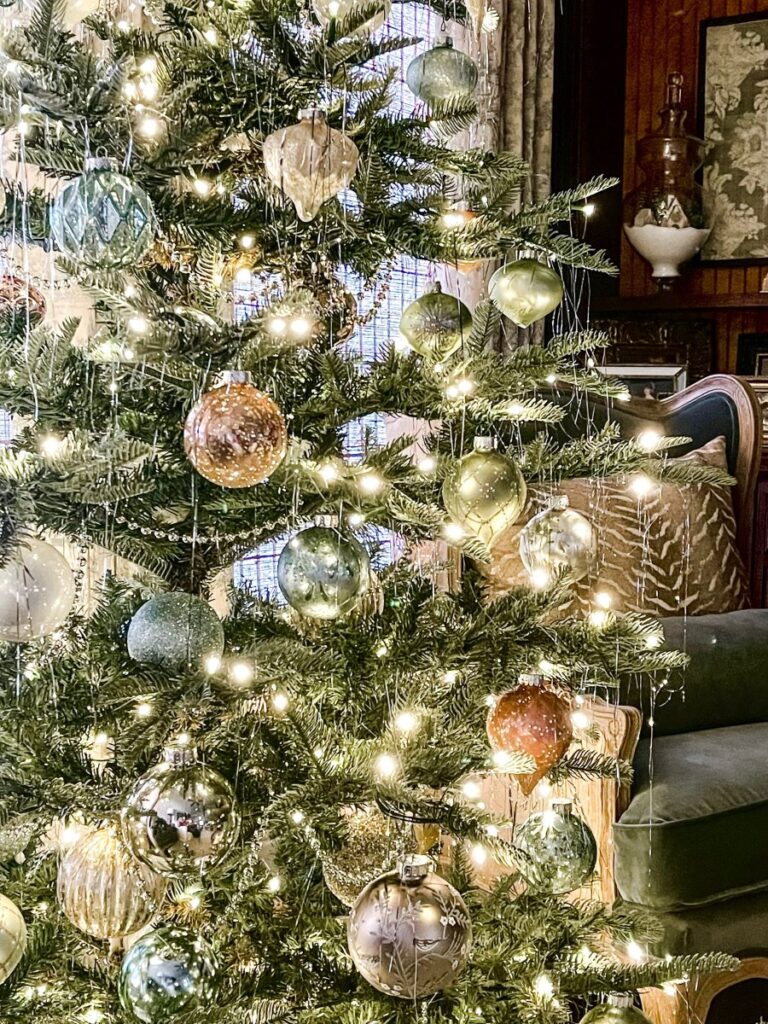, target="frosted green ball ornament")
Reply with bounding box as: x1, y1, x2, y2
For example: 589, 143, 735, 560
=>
519, 495, 596, 585
515, 799, 597, 894
442, 437, 526, 548
50, 157, 156, 270
398, 282, 472, 361
119, 925, 217, 1023
0, 893, 26, 984
489, 257, 564, 328
278, 522, 369, 620
406, 37, 478, 105
580, 993, 651, 1024
126, 592, 224, 672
